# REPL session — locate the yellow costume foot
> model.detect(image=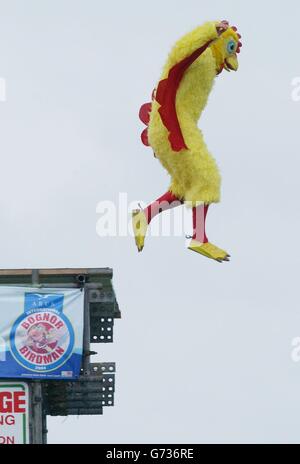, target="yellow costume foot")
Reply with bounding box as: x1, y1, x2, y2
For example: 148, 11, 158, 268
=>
188, 240, 230, 263
132, 209, 148, 252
